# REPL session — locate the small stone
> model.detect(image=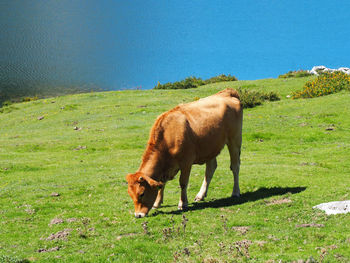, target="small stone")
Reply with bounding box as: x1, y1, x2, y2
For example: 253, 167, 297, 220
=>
74, 145, 86, 151
313, 200, 350, 215
51, 192, 60, 197
37, 116, 44, 120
